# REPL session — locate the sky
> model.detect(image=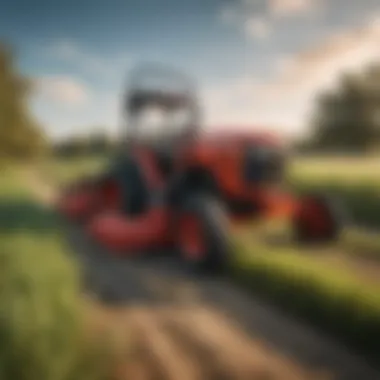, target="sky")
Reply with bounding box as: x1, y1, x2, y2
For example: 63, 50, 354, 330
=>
1, 0, 380, 140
